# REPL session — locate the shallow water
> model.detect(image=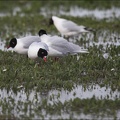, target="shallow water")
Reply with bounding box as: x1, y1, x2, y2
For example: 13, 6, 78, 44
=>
1, 5, 120, 20
0, 38, 13, 52
48, 84, 120, 103
0, 84, 119, 119
0, 84, 119, 104
40, 6, 120, 20
0, 39, 6, 51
